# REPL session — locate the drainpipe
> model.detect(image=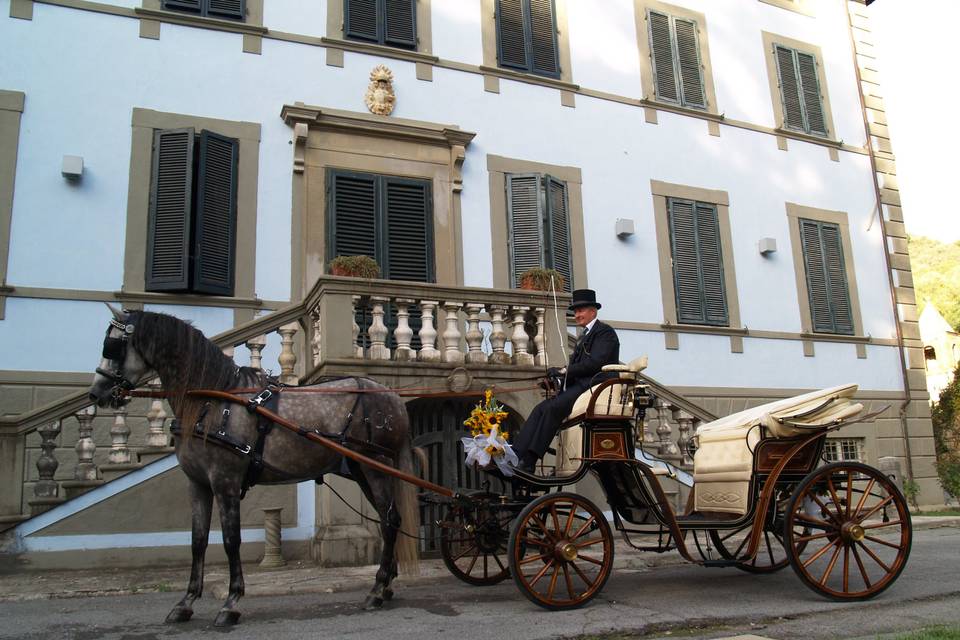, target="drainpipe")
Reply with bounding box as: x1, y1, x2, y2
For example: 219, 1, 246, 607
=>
844, 2, 915, 484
